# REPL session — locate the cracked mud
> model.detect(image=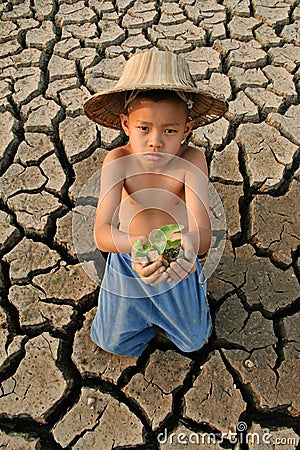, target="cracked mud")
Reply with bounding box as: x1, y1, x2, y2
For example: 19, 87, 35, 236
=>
0, 0, 300, 449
